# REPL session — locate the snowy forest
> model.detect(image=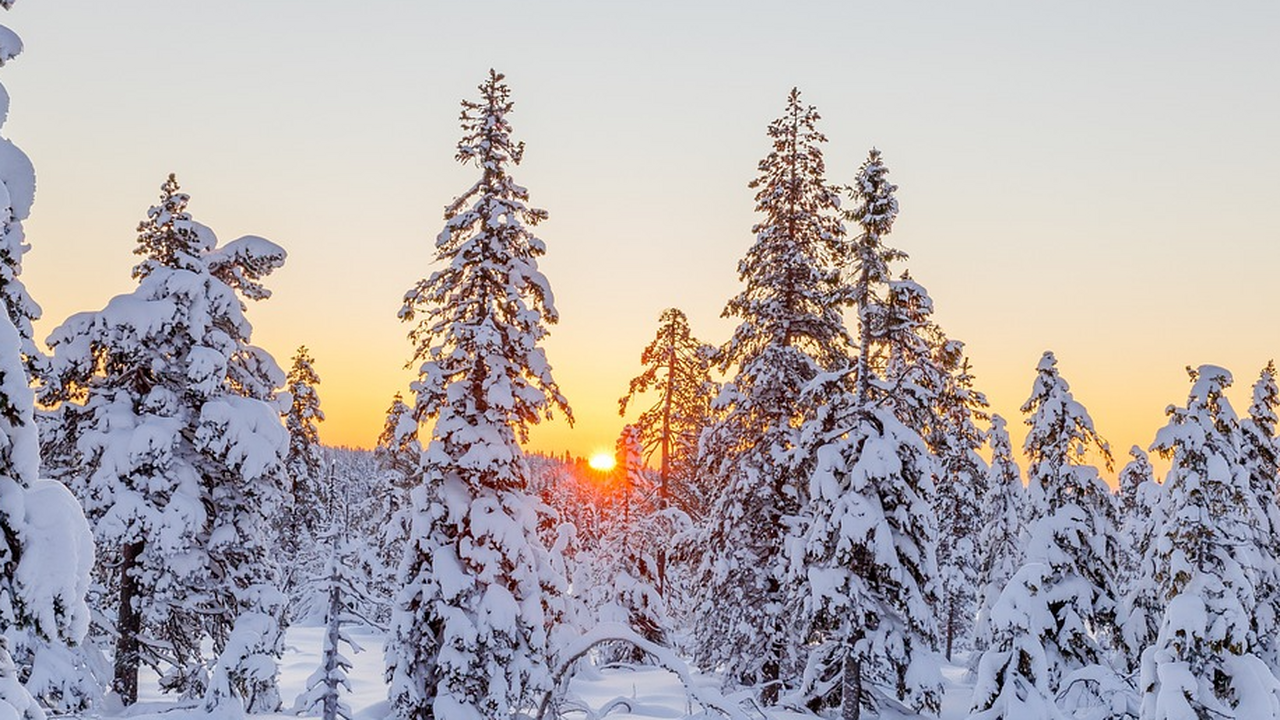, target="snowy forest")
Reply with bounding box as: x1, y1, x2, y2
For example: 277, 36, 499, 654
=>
1, 5, 1278, 720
